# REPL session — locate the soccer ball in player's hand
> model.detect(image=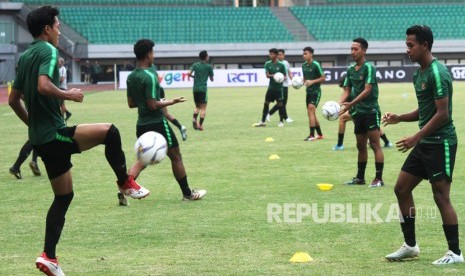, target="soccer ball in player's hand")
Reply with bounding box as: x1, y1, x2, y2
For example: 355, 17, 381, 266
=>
321, 101, 341, 121
291, 76, 304, 89
134, 131, 168, 166
273, 72, 285, 83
